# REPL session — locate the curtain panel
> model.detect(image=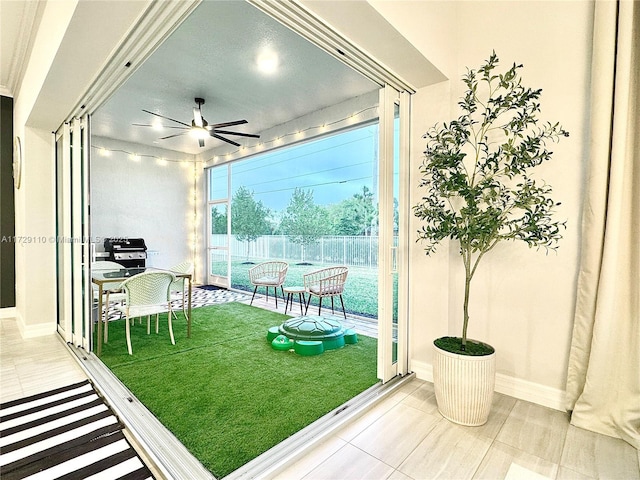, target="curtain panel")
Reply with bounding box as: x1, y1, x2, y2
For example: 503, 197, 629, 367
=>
565, 0, 639, 448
